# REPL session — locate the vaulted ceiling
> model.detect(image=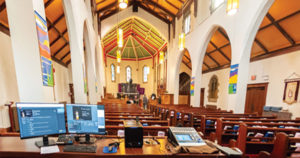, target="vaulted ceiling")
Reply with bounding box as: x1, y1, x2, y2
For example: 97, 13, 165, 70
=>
102, 17, 167, 61
96, 0, 190, 23
199, 0, 300, 73
0, 0, 71, 66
